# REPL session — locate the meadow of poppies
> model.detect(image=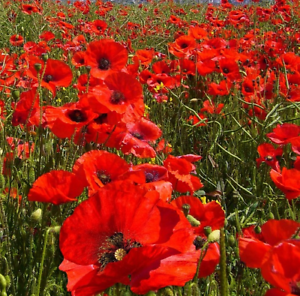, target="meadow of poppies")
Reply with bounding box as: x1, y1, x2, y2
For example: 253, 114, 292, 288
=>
0, 0, 300, 295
